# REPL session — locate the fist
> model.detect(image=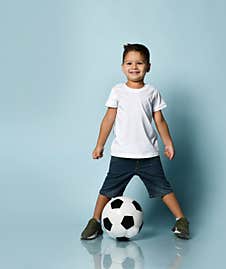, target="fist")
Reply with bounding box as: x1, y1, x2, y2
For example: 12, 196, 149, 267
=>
92, 146, 104, 159
164, 144, 175, 160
